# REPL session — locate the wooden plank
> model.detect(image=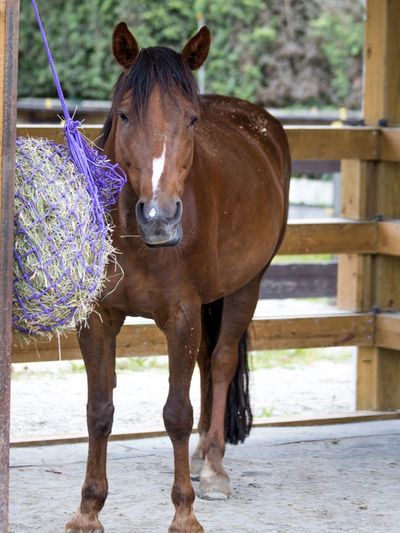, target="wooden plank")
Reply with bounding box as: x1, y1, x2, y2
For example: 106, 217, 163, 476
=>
279, 219, 377, 255
378, 220, 400, 256
286, 126, 379, 161
357, 346, 400, 410
10, 411, 400, 449
364, 2, 400, 125
0, 1, 19, 531
355, 0, 400, 412
380, 128, 400, 161
375, 313, 400, 350
251, 313, 374, 350
17, 124, 383, 161
12, 313, 374, 363
337, 254, 372, 312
